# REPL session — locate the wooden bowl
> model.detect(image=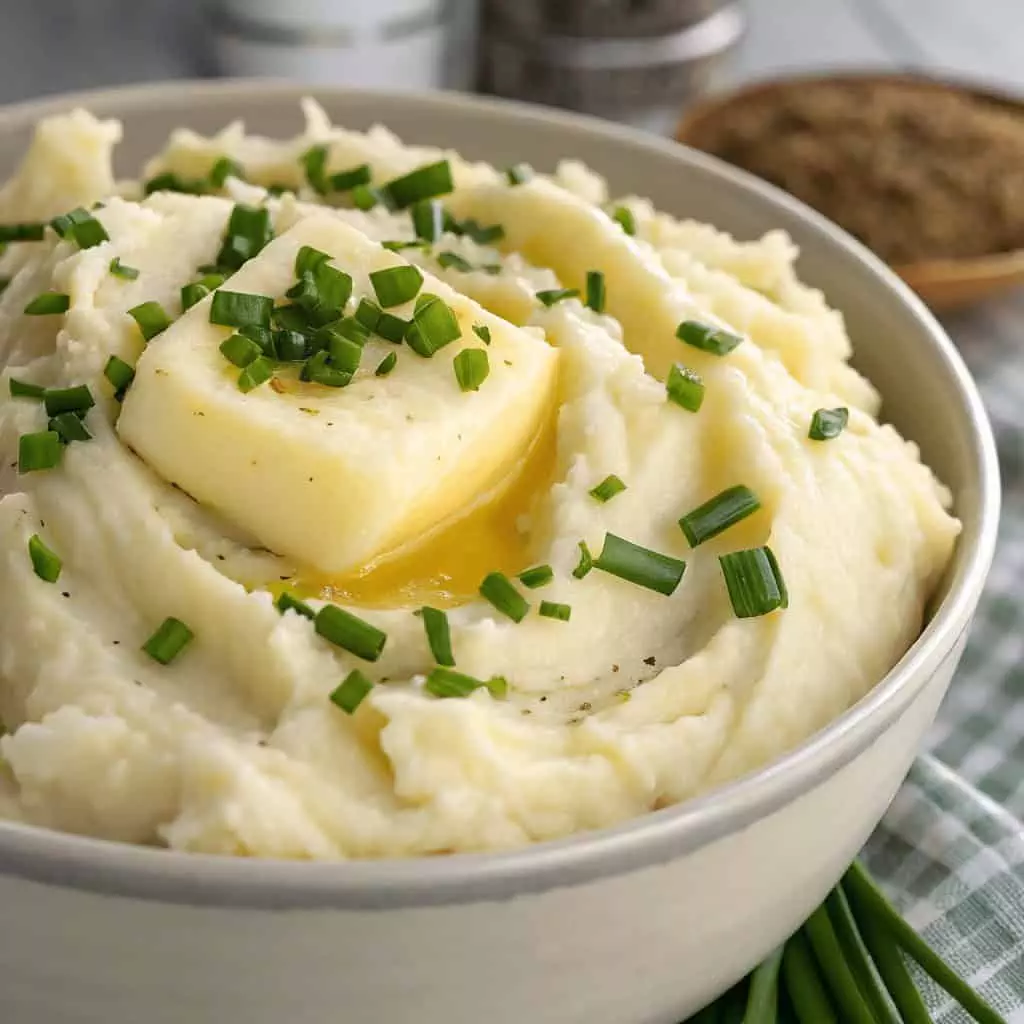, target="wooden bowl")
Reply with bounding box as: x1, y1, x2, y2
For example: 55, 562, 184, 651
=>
676, 72, 1024, 312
